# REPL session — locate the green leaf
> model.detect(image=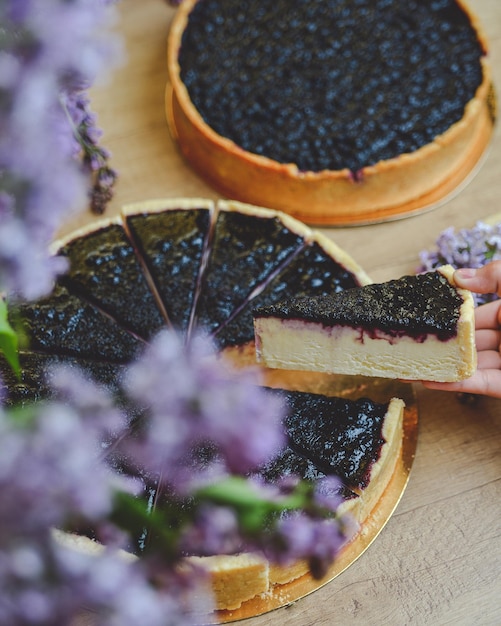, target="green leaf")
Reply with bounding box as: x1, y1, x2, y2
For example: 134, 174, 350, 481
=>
110, 491, 191, 561
0, 298, 20, 378
194, 476, 321, 536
